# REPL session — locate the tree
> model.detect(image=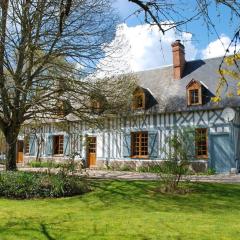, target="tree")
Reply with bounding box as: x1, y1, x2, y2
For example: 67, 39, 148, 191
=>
156, 127, 194, 193
0, 0, 135, 170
